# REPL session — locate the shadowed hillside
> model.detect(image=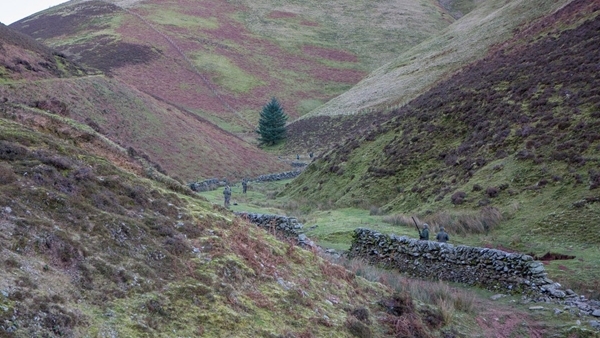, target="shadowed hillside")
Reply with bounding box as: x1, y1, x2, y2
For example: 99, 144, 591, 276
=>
0, 23, 288, 181
0, 23, 89, 81
11, 0, 454, 134
285, 0, 576, 153
281, 1, 600, 289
